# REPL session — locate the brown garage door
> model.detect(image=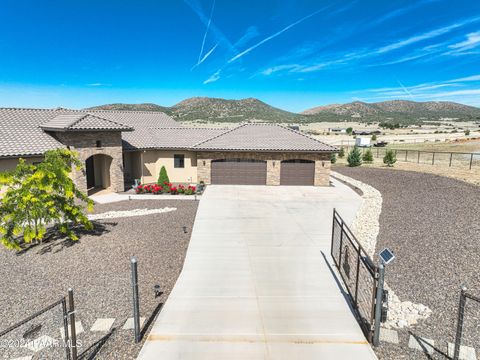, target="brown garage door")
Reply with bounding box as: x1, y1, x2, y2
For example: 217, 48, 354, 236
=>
211, 159, 267, 185
280, 160, 315, 185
